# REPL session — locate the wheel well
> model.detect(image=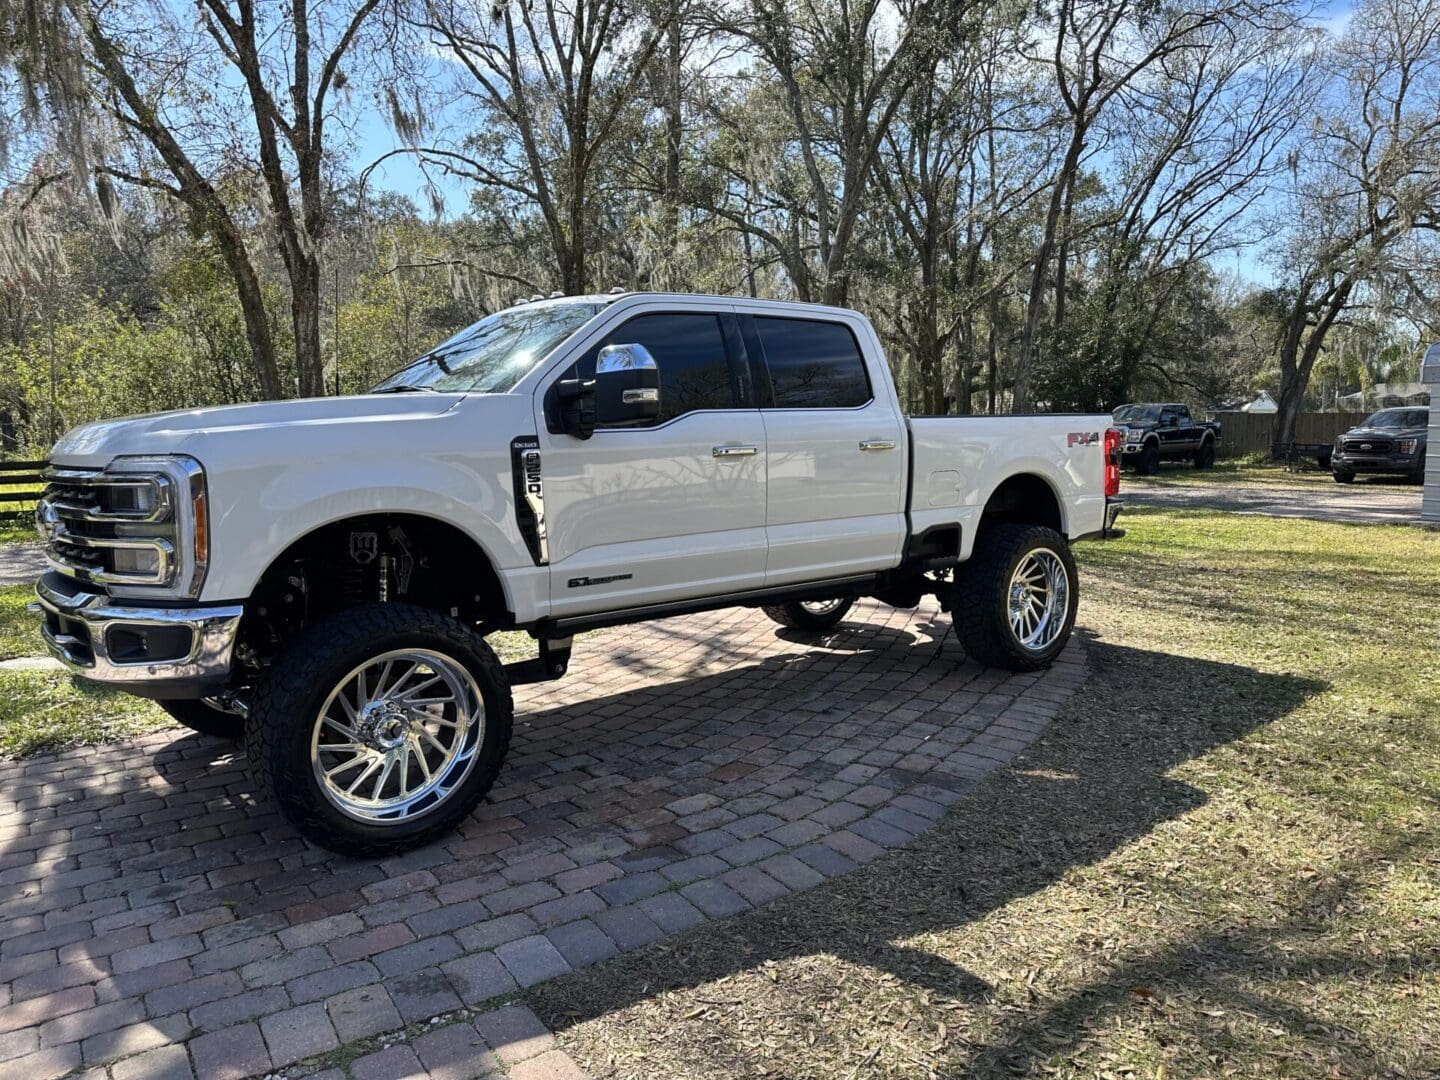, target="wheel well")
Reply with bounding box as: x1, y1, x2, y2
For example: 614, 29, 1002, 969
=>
979, 473, 1064, 536
234, 513, 510, 678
